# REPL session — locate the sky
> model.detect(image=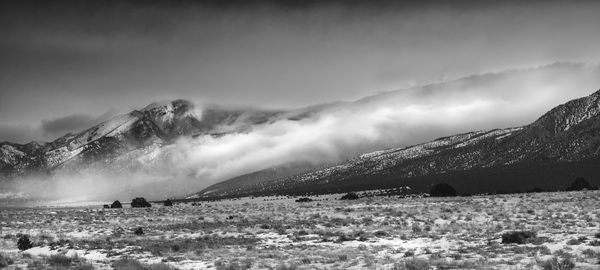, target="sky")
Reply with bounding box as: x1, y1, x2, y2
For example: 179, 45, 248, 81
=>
2, 0, 600, 143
